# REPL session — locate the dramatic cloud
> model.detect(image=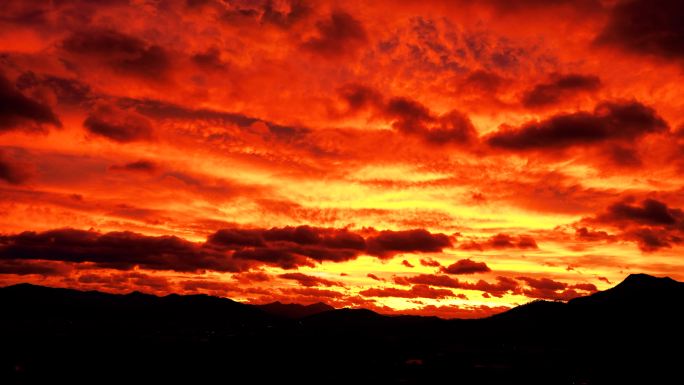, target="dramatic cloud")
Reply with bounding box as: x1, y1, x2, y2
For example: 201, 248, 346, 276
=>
394, 274, 523, 298
109, 160, 158, 173
83, 104, 154, 142
0, 259, 71, 276
0, 228, 244, 273
522, 74, 601, 108
0, 150, 31, 184
278, 272, 343, 287
301, 11, 367, 57
517, 276, 597, 301
0, 73, 61, 132
487, 101, 668, 150
1, 0, 684, 317
460, 234, 538, 251
441, 259, 491, 275
338, 85, 477, 145
394, 273, 462, 289
420, 258, 441, 267
208, 226, 451, 266
595, 199, 682, 227
0, 226, 453, 274
366, 229, 452, 258
62, 29, 172, 79
359, 284, 455, 299
583, 199, 684, 251
596, 0, 684, 60
15, 72, 92, 106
